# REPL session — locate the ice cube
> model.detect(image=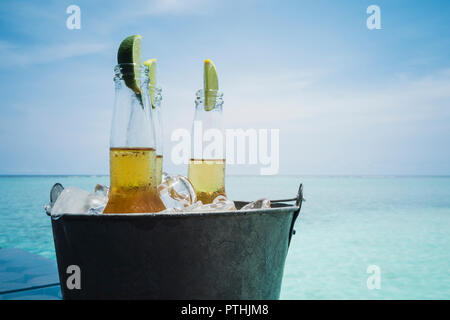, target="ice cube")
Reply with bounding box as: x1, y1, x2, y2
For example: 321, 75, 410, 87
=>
44, 183, 65, 215
241, 198, 271, 210
50, 186, 108, 216
157, 176, 237, 213
161, 172, 169, 183
51, 187, 91, 215
158, 174, 197, 209
94, 184, 109, 197
87, 185, 108, 214
181, 196, 236, 212
87, 203, 106, 215
208, 195, 236, 211
183, 200, 204, 211
44, 203, 52, 215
